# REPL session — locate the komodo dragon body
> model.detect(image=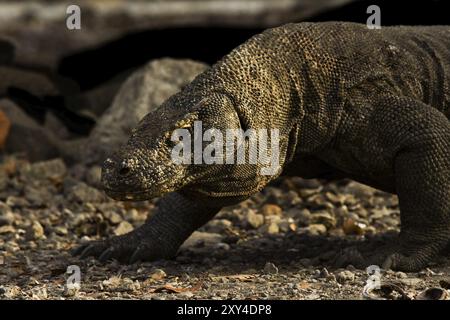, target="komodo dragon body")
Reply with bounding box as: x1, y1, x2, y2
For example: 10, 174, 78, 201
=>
74, 22, 450, 271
